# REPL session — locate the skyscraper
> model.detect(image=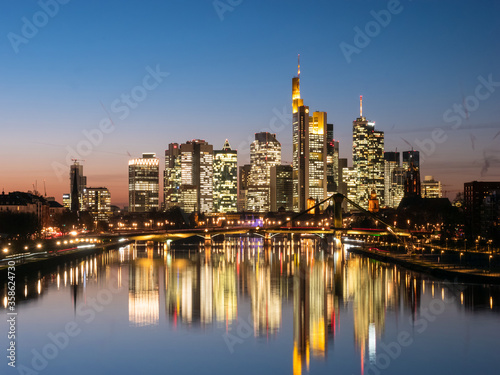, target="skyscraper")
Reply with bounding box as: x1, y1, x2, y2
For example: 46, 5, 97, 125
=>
180, 140, 213, 213
352, 96, 384, 209
326, 123, 339, 197
83, 187, 111, 222
384, 151, 404, 208
402, 150, 420, 198
128, 153, 159, 212
422, 176, 442, 198
213, 139, 238, 213
309, 111, 328, 204
69, 161, 86, 212
164, 143, 181, 209
292, 57, 327, 212
270, 165, 293, 212
238, 164, 251, 212
247, 132, 281, 212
